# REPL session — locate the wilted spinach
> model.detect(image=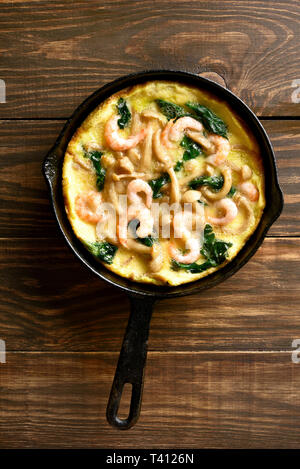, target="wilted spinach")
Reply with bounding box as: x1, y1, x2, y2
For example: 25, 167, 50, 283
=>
148, 172, 171, 198
174, 160, 184, 172
85, 241, 117, 264
128, 219, 157, 247
139, 236, 156, 247
200, 224, 232, 265
174, 136, 204, 172
155, 99, 189, 121
171, 258, 215, 273
227, 186, 237, 198
155, 98, 228, 139
188, 175, 224, 191
83, 149, 106, 191
180, 135, 204, 161
117, 97, 131, 129
186, 102, 228, 138
171, 224, 232, 273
